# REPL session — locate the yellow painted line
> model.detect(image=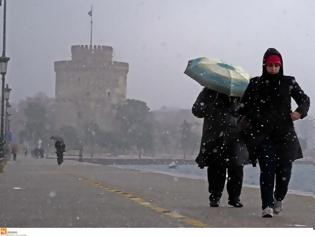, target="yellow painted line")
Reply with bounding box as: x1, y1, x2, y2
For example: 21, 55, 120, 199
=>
66, 173, 209, 227
165, 211, 185, 219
